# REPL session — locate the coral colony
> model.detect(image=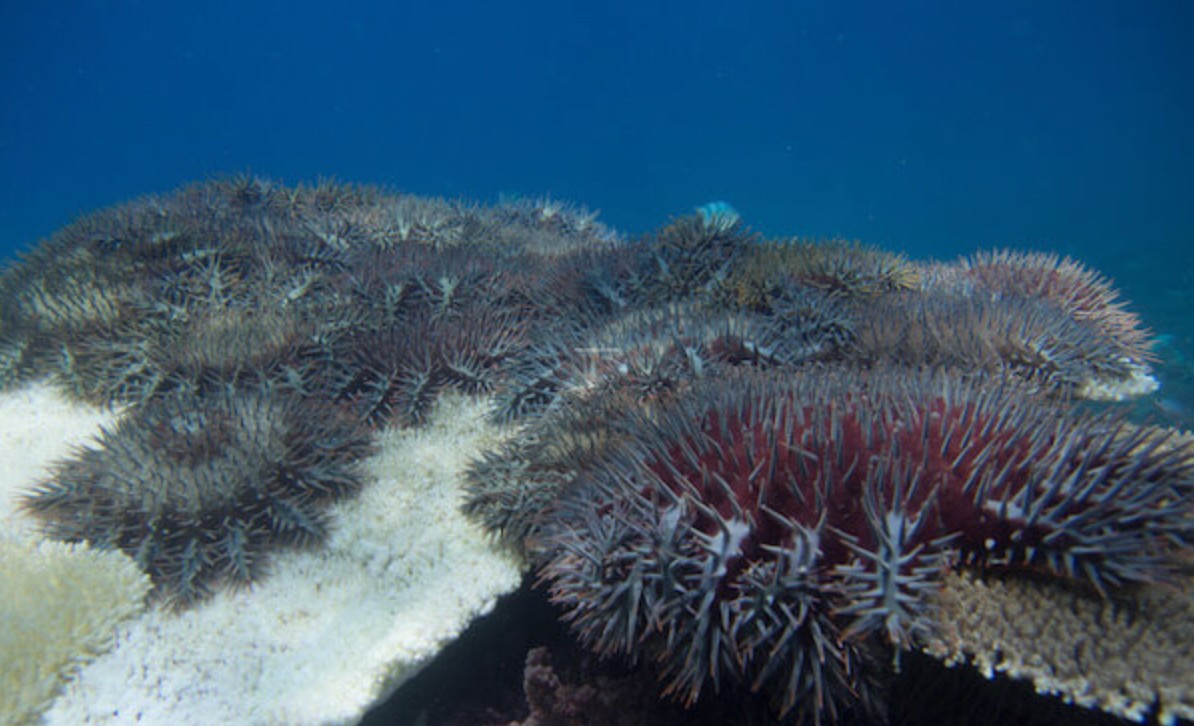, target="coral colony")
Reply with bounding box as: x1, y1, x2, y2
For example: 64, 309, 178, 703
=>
4, 178, 1190, 721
